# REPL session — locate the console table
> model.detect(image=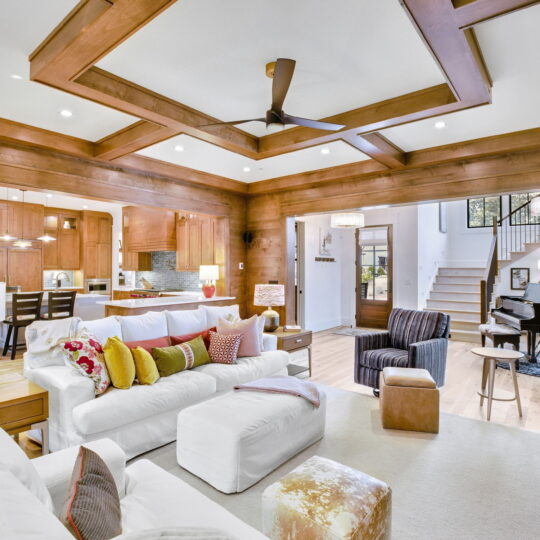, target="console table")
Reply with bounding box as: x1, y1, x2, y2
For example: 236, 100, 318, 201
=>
274, 327, 312, 377
0, 379, 49, 454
